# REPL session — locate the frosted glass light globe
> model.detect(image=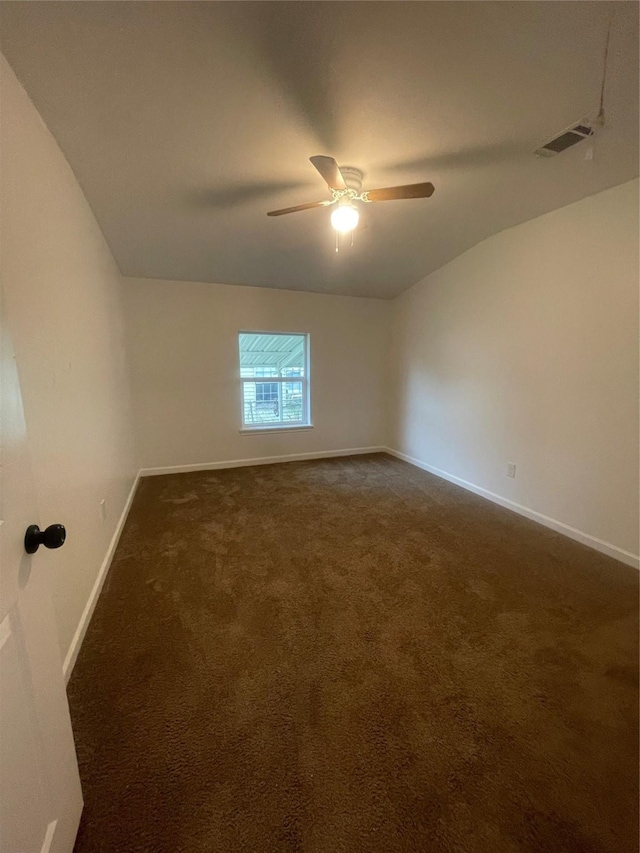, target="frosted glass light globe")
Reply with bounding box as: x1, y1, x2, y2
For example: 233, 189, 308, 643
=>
330, 204, 359, 233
